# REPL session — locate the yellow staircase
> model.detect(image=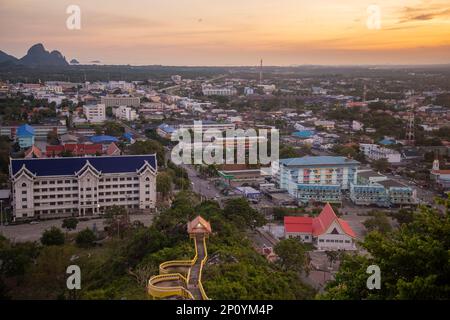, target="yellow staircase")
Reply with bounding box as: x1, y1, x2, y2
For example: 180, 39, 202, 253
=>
148, 216, 211, 300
